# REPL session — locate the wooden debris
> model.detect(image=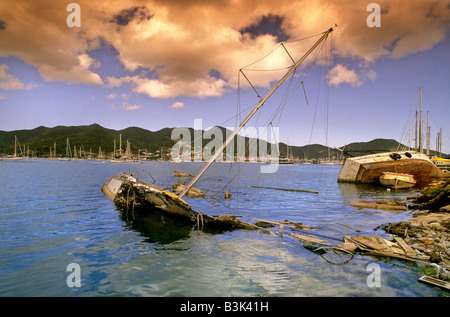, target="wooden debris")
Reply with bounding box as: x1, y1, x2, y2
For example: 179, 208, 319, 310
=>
342, 235, 433, 264
418, 275, 450, 291
249, 185, 318, 194
393, 236, 416, 258
335, 242, 357, 253
352, 236, 390, 251
252, 218, 320, 231
224, 190, 232, 200
350, 200, 407, 211
174, 170, 193, 178
252, 218, 330, 246
172, 183, 206, 198
287, 232, 331, 246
